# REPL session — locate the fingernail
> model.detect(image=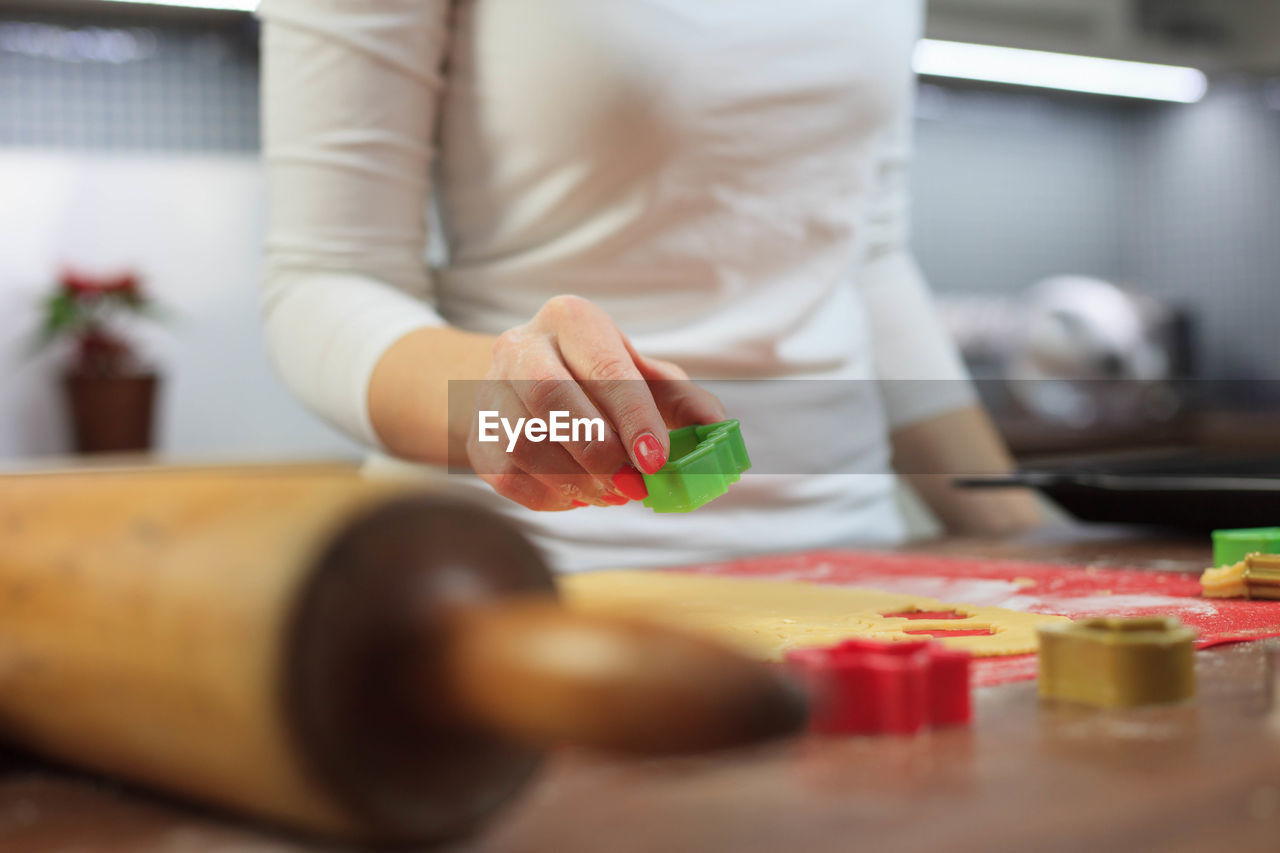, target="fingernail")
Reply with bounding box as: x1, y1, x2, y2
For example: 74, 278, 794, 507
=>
611, 466, 648, 501
633, 433, 667, 476
601, 493, 629, 506
571, 500, 588, 508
